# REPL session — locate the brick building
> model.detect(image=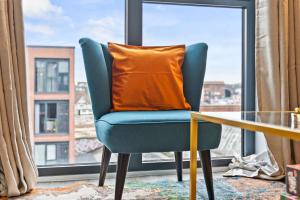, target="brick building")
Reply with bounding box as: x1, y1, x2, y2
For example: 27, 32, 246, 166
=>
26, 46, 75, 165
200, 81, 241, 112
